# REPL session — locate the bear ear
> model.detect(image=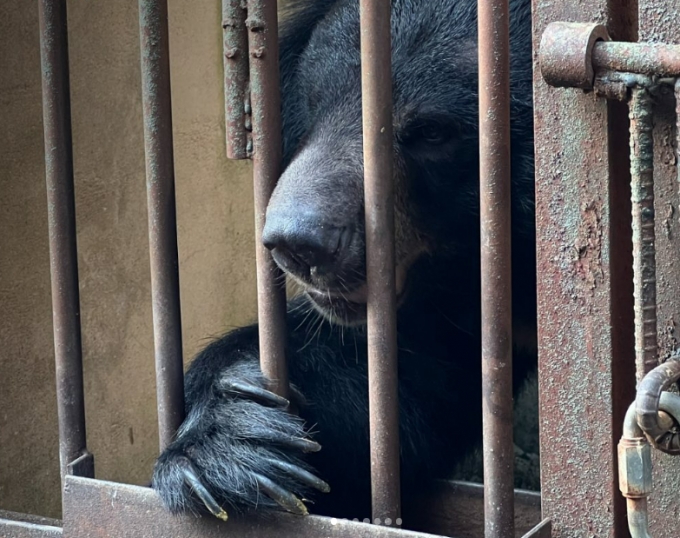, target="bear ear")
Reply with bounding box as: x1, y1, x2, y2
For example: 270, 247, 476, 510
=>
279, 0, 339, 165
